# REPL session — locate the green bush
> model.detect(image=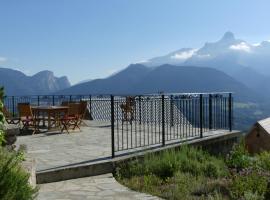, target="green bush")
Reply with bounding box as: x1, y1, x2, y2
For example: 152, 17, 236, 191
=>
229, 171, 268, 200
226, 140, 252, 170
243, 191, 265, 200
116, 146, 228, 180
0, 148, 38, 200
116, 144, 270, 199
0, 87, 5, 146
256, 151, 270, 171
